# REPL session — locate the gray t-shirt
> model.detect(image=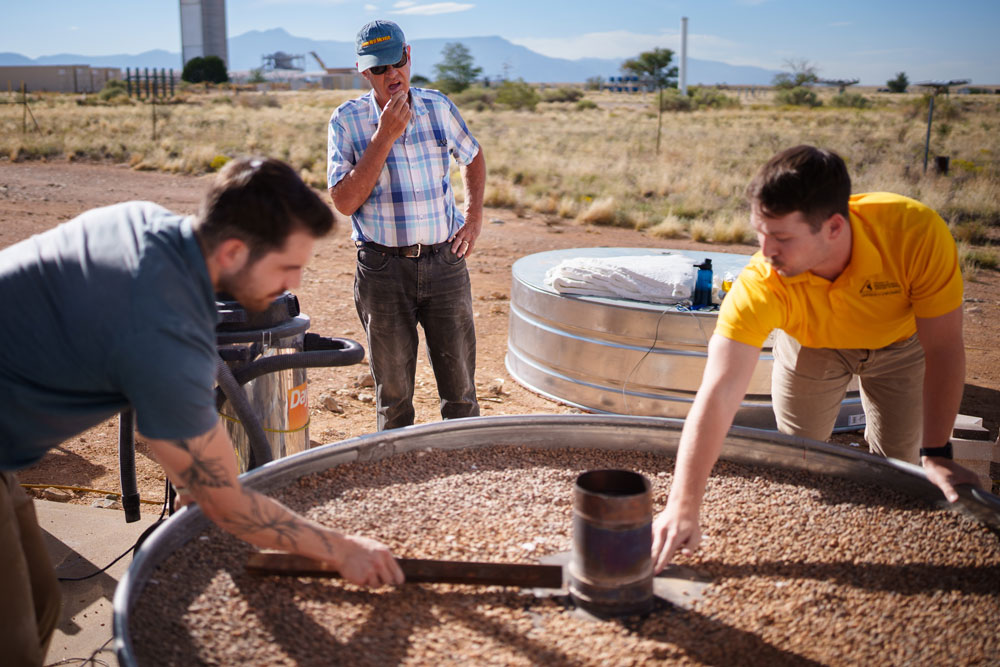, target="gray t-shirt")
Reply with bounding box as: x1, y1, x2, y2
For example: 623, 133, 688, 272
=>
0, 201, 219, 470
